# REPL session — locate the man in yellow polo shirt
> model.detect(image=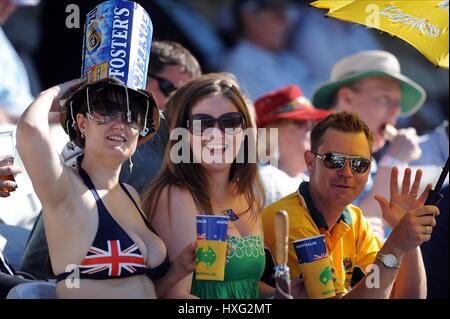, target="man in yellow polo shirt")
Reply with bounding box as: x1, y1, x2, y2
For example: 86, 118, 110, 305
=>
263, 111, 439, 298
